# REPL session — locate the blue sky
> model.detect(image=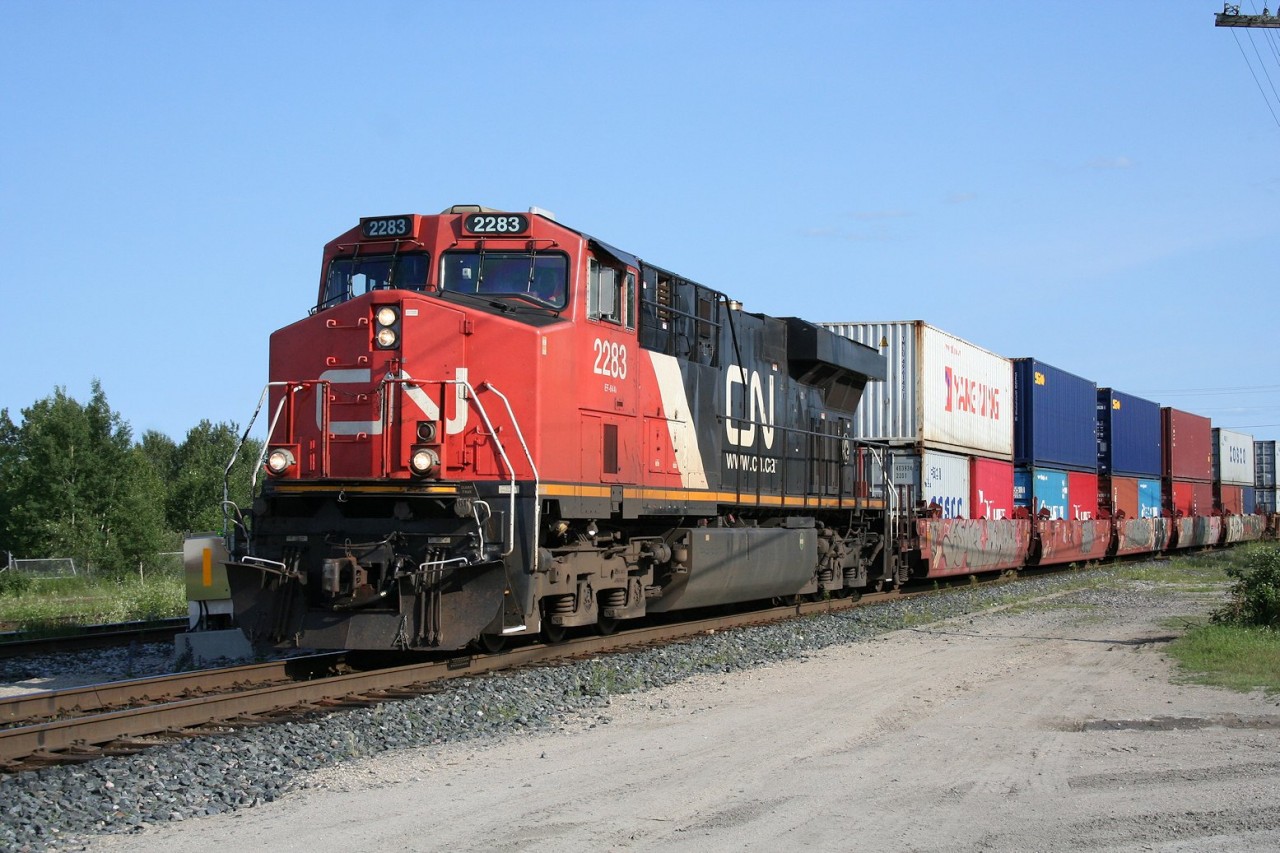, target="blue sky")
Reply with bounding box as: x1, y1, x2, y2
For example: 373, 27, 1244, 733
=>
1, 0, 1276, 446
